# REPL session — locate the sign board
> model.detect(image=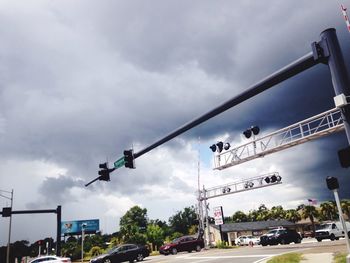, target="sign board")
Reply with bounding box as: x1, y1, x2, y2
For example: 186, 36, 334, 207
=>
114, 157, 125, 168
61, 219, 99, 235
213, 206, 224, 225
